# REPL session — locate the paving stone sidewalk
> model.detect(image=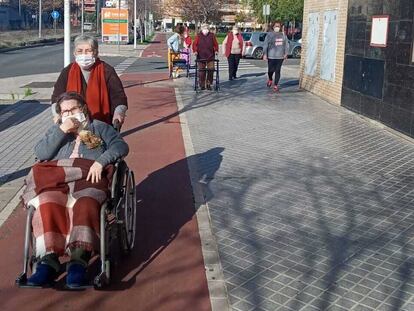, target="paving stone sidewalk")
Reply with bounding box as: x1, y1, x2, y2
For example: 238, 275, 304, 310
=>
177, 63, 414, 311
